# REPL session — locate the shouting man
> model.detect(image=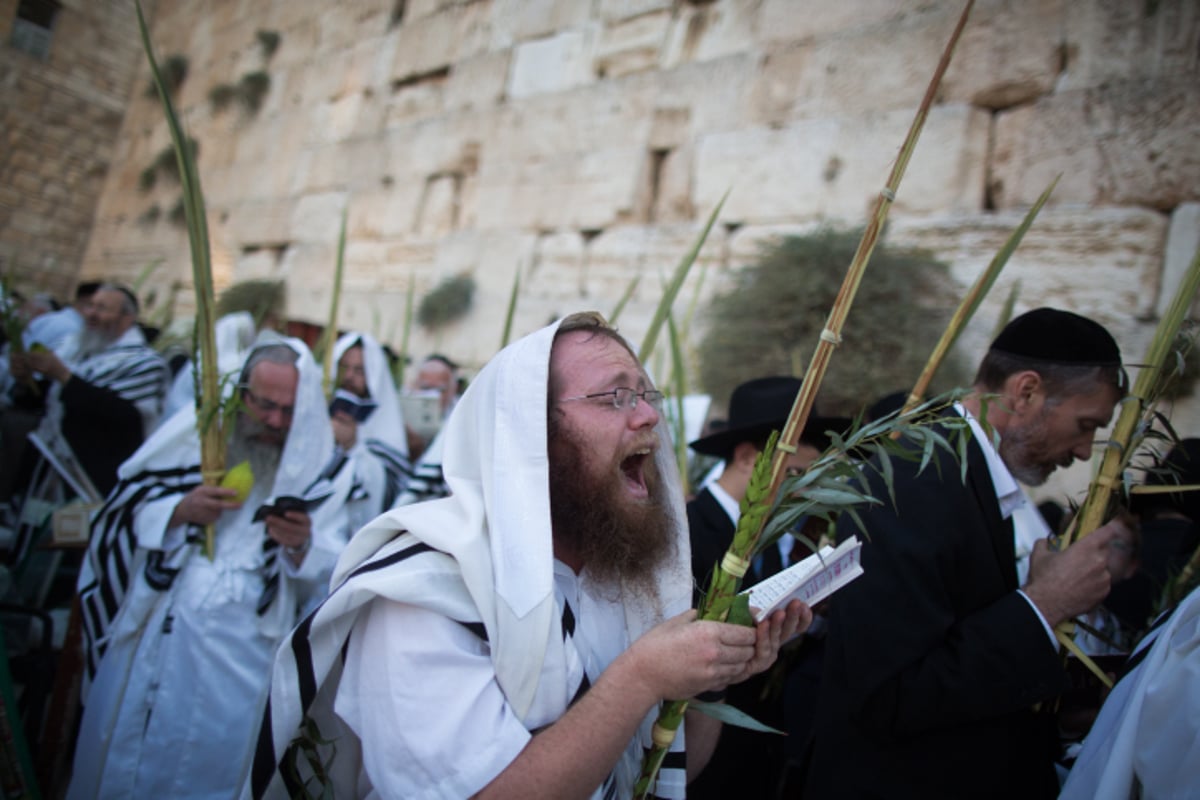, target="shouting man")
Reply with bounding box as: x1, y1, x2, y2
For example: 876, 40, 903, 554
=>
250, 312, 809, 799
